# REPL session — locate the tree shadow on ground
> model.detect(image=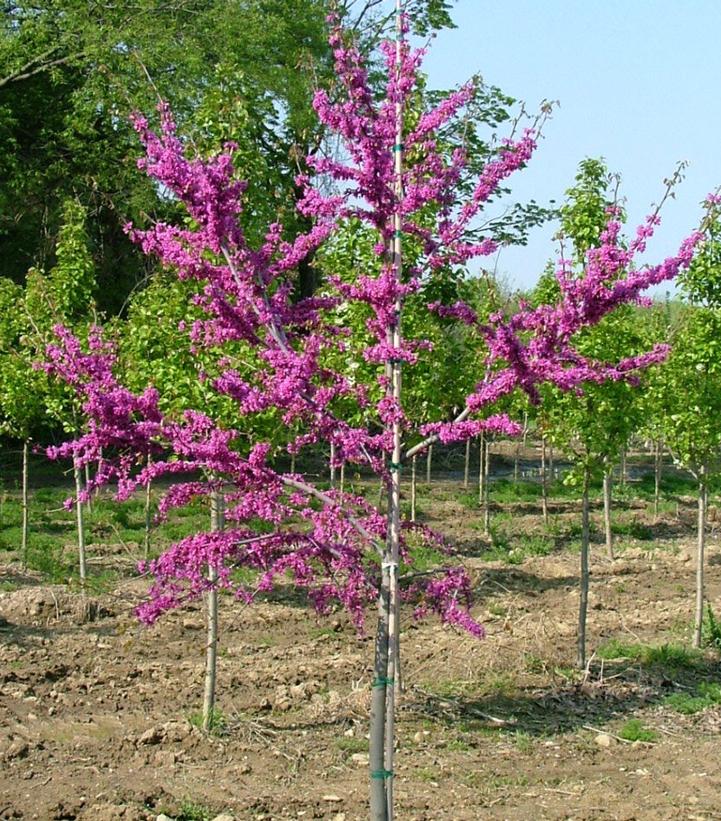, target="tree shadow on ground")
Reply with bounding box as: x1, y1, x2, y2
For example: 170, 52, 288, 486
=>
473, 567, 577, 599
406, 654, 721, 738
